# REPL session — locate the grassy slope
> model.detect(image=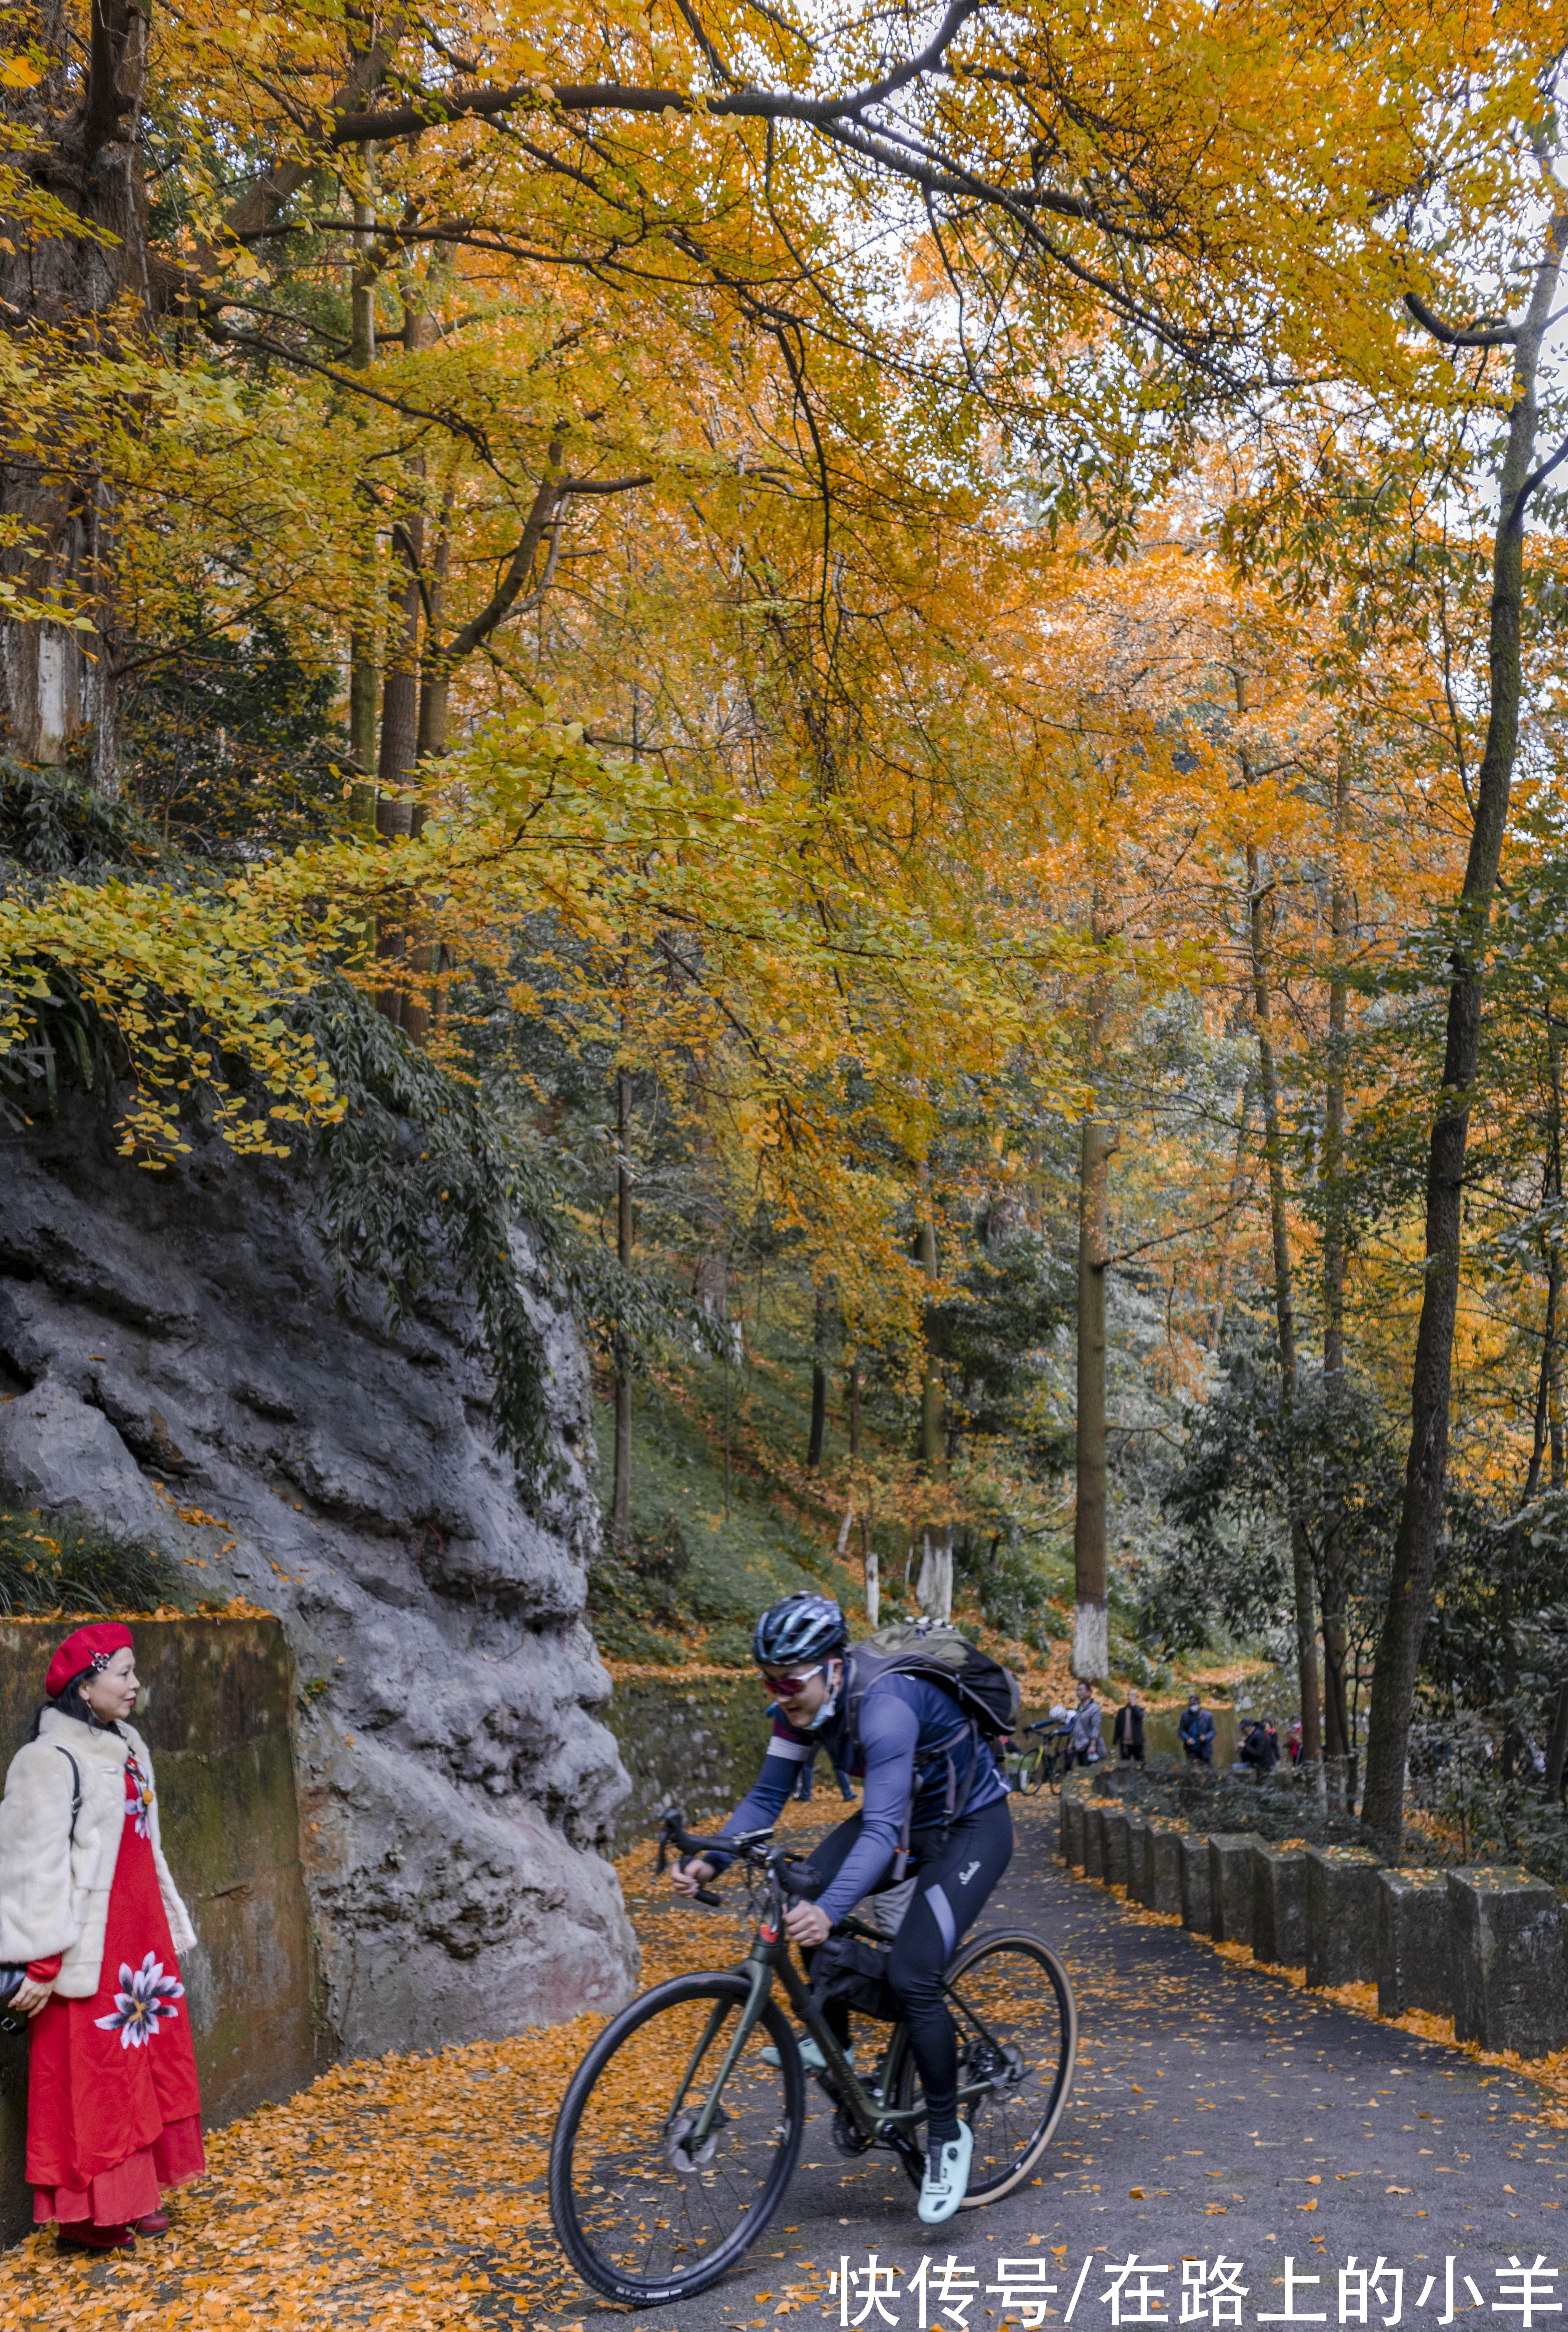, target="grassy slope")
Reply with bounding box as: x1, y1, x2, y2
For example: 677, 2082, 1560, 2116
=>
586, 1300, 1262, 1715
